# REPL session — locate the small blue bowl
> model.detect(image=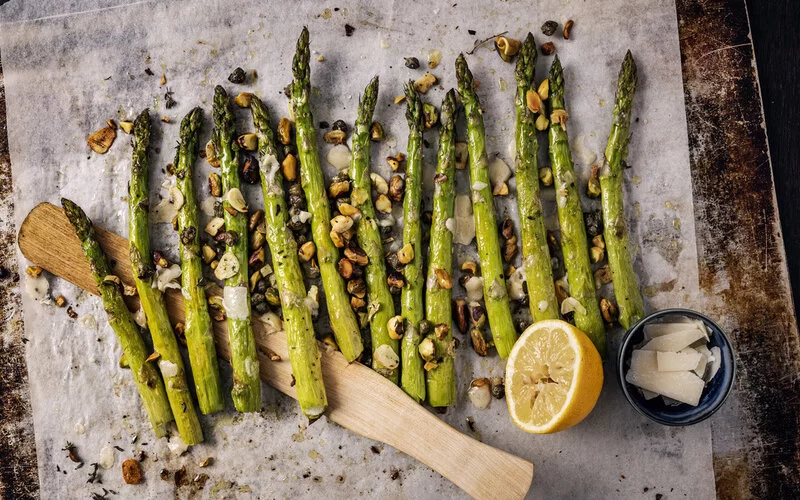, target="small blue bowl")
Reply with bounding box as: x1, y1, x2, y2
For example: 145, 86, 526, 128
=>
617, 308, 735, 426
